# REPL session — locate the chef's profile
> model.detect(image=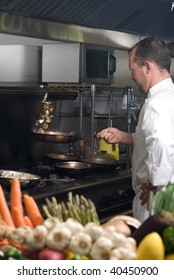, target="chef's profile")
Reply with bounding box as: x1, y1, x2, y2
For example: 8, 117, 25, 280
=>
97, 36, 174, 222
